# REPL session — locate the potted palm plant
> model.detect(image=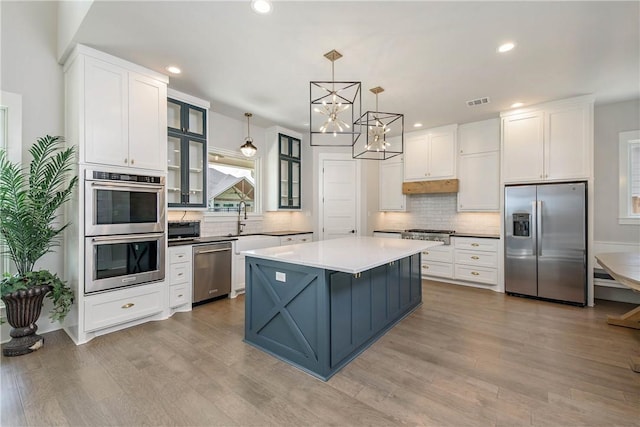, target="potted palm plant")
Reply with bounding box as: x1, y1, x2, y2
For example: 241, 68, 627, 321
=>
0, 135, 77, 356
